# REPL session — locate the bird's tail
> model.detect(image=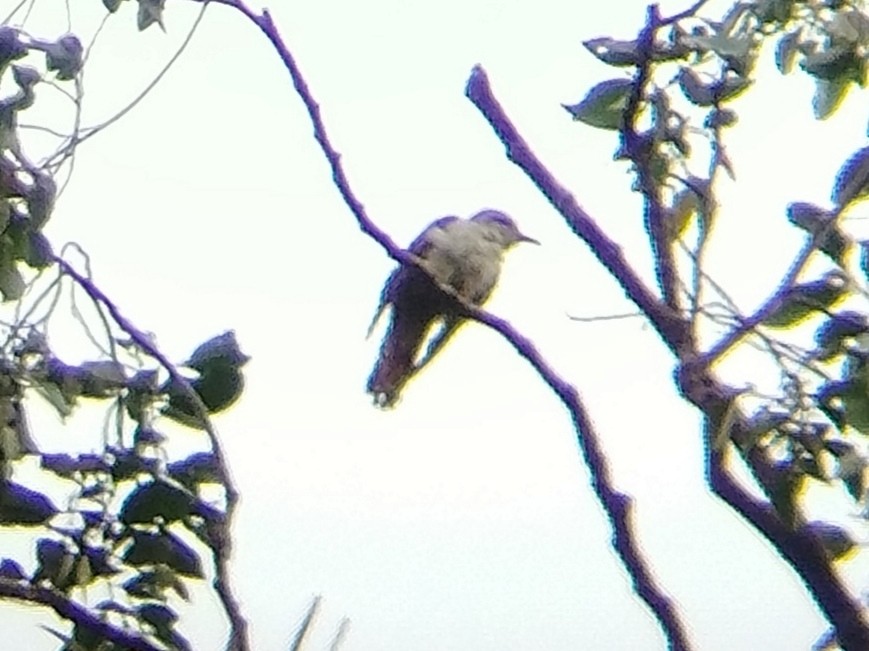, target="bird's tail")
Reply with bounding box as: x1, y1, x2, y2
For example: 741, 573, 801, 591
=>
367, 311, 429, 408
